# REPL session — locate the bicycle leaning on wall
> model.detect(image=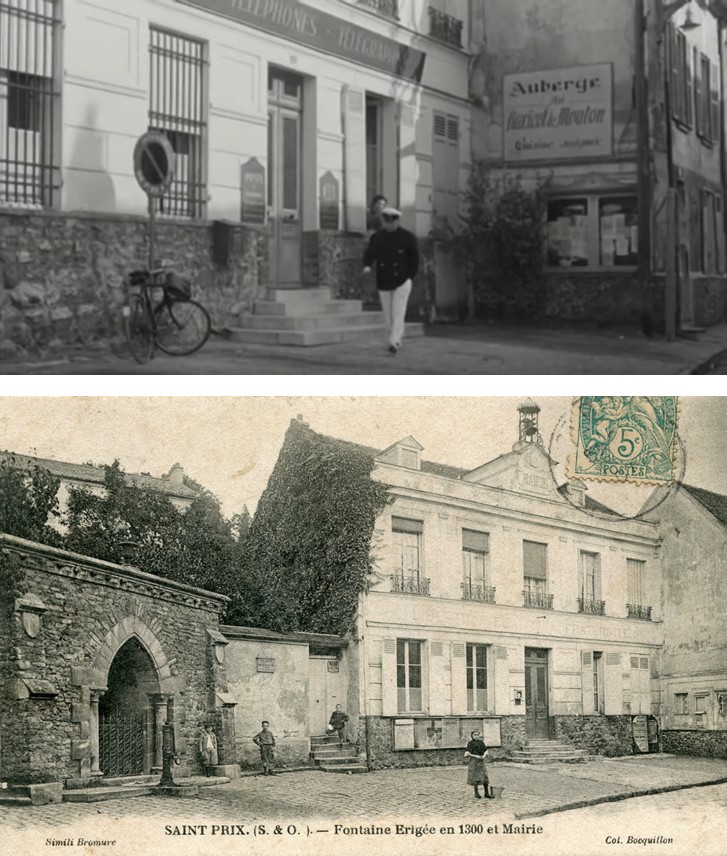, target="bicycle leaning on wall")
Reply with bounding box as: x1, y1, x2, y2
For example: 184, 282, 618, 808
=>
122, 267, 211, 364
